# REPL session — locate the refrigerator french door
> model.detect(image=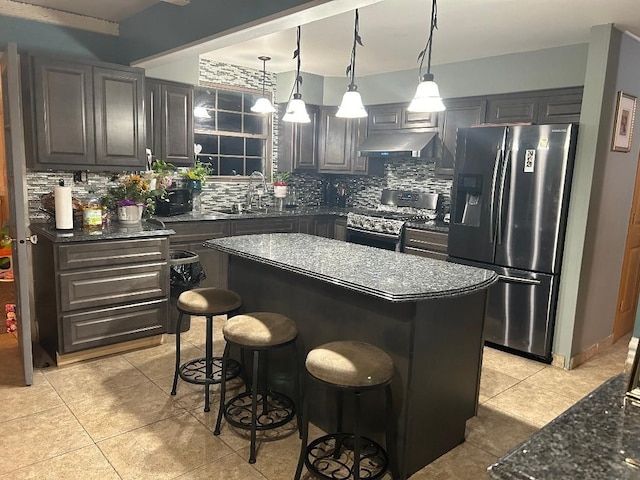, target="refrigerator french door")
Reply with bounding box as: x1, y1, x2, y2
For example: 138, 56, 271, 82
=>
448, 124, 578, 360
